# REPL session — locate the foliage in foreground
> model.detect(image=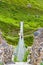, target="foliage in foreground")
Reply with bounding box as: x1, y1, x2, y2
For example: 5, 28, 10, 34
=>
23, 51, 29, 62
